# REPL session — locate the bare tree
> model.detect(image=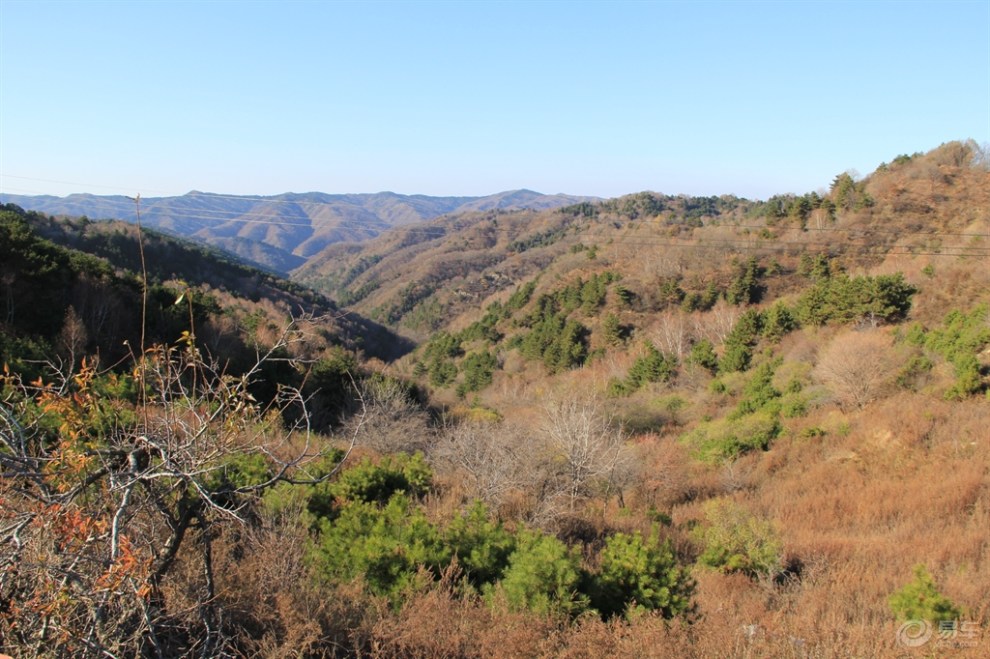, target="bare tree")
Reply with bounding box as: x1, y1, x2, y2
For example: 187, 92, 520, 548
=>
347, 374, 431, 454
57, 305, 89, 374
809, 207, 831, 231
535, 394, 634, 520
430, 421, 525, 509
814, 329, 902, 410
695, 300, 739, 346
972, 139, 990, 171
643, 251, 684, 280
72, 276, 123, 348
652, 310, 693, 361
1, 272, 16, 325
